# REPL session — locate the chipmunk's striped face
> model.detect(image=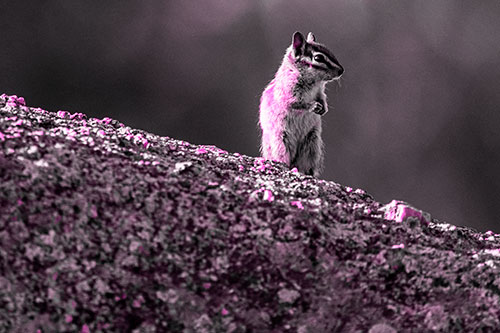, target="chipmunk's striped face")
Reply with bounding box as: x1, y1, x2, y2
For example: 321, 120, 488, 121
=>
291, 31, 344, 81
